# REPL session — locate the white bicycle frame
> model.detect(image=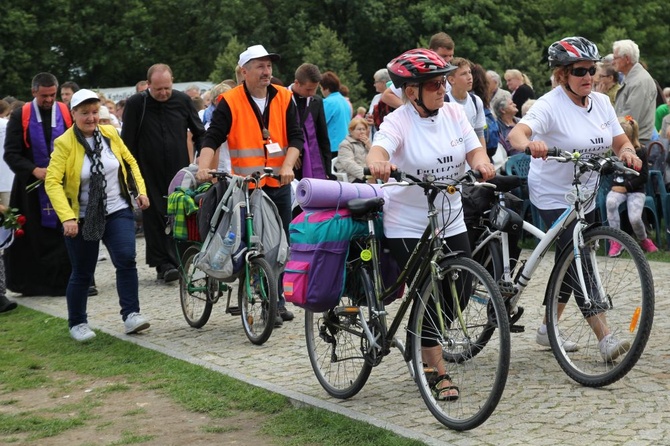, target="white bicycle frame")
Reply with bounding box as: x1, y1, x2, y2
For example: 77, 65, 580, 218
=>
472, 175, 606, 312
